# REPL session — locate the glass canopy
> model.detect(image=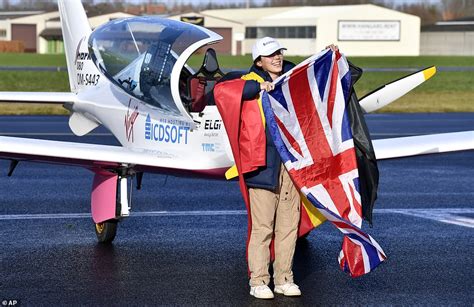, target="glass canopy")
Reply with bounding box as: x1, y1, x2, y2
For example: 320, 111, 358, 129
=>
89, 17, 220, 117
